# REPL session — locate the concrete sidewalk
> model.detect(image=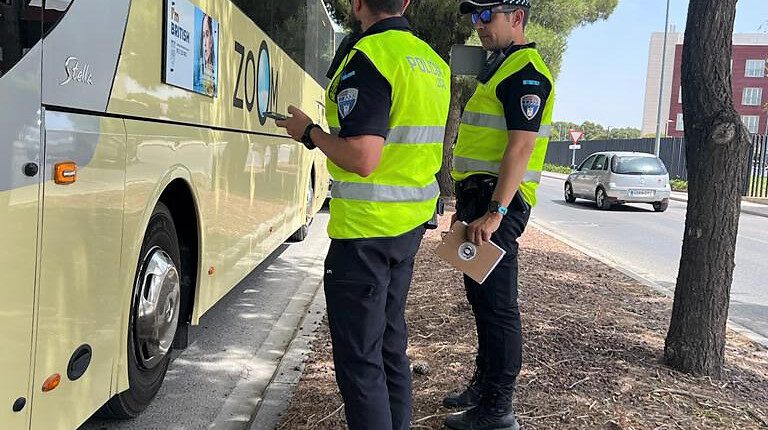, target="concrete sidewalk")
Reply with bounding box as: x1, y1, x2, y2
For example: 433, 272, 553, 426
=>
542, 171, 768, 218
